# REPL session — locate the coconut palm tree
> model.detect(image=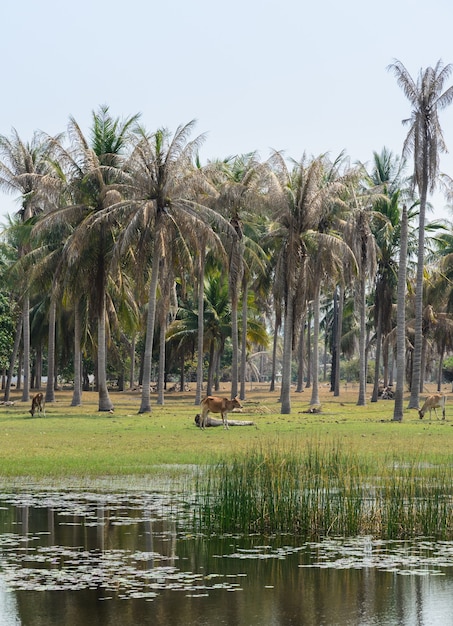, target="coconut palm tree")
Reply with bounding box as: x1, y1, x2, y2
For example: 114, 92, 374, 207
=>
307, 232, 355, 408
0, 130, 59, 402
268, 152, 353, 414
36, 105, 140, 411
204, 154, 267, 398
344, 194, 378, 406
109, 121, 230, 413
362, 148, 418, 402
370, 191, 401, 401
388, 59, 453, 409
